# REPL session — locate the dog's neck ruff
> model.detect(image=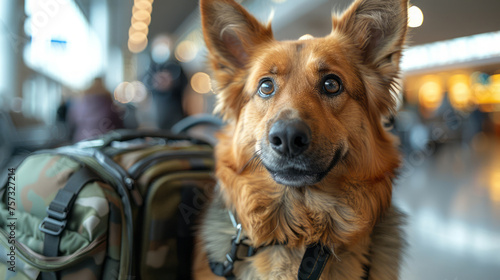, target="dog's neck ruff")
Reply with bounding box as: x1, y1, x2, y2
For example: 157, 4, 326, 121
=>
208, 209, 333, 280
